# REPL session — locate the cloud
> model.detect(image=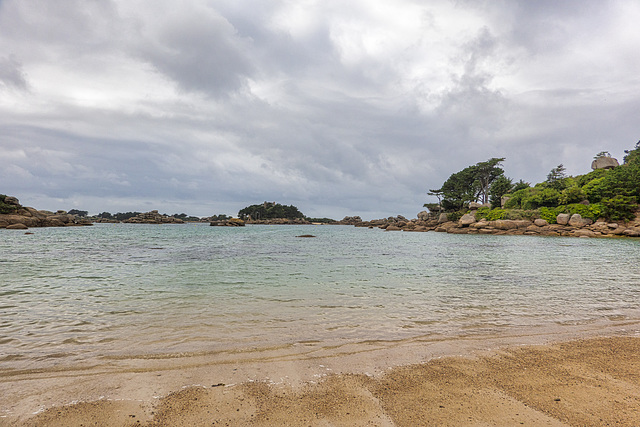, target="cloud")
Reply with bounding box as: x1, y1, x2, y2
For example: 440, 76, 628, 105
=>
1, 0, 639, 219
0, 55, 28, 90
129, 1, 255, 97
